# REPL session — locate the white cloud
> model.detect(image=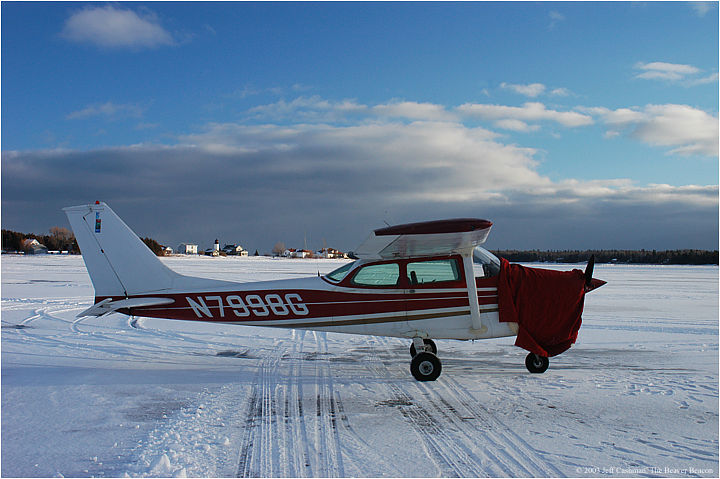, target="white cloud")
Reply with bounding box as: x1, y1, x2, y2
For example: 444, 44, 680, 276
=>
633, 61, 708, 83
372, 101, 458, 122
61, 6, 174, 49
4, 110, 717, 250
457, 102, 593, 129
550, 88, 571, 97
588, 104, 718, 157
66, 101, 145, 120
246, 96, 367, 122
688, 72, 719, 86
500, 82, 547, 97
493, 119, 540, 132
634, 104, 719, 157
